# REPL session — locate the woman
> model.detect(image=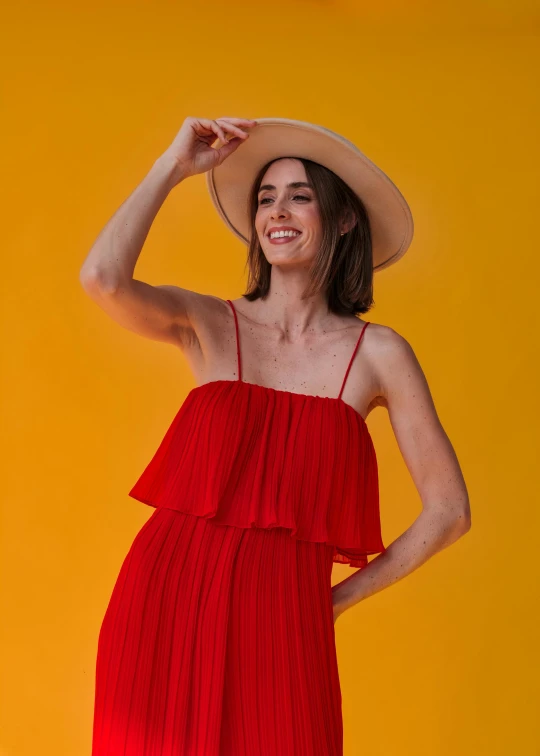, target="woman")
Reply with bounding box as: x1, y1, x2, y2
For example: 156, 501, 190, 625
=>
81, 116, 471, 755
